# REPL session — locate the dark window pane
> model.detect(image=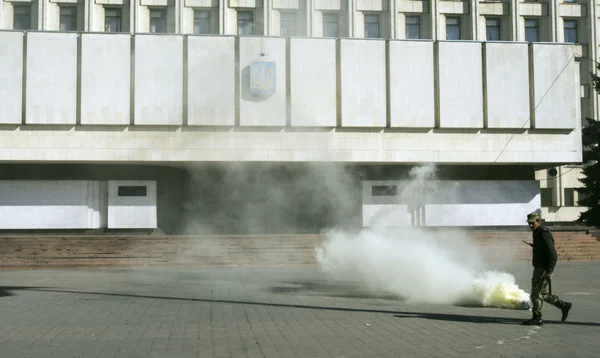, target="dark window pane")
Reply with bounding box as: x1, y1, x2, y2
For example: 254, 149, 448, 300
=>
564, 20, 577, 43
486, 18, 500, 41
525, 19, 539, 42
13, 5, 31, 30
372, 186, 398, 196
150, 9, 166, 33
280, 12, 297, 36
238, 11, 254, 35
194, 9, 210, 34
540, 188, 552, 207
60, 7, 77, 32
364, 15, 380, 38
323, 13, 339, 37
406, 16, 420, 39
118, 186, 147, 197
446, 17, 460, 40
105, 8, 121, 33
564, 188, 575, 206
